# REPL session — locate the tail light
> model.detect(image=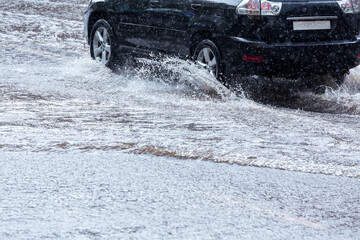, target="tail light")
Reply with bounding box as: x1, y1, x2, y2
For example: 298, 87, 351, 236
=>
236, 0, 282, 16
337, 0, 360, 13
243, 55, 264, 62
